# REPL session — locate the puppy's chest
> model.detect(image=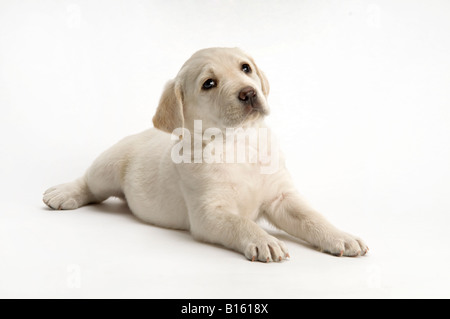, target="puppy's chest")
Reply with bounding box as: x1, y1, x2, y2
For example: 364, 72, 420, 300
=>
220, 164, 269, 217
